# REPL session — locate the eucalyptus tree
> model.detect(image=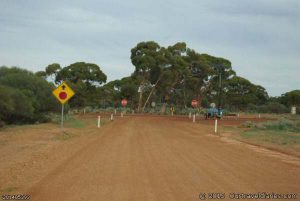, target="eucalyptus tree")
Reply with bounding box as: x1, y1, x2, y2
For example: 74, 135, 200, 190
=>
55, 62, 107, 107
224, 76, 268, 109
45, 63, 62, 83
55, 62, 106, 85
279, 90, 300, 107
153, 42, 190, 112
200, 54, 236, 107
130, 41, 163, 112
182, 49, 212, 107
